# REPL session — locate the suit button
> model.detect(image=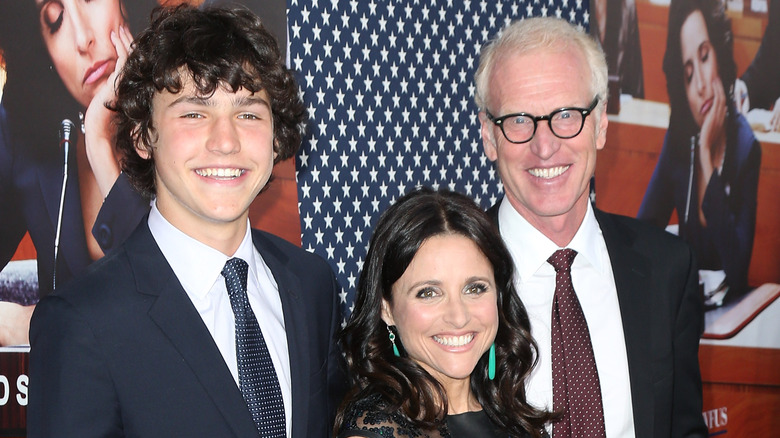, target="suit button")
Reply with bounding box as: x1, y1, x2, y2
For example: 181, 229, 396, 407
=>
97, 224, 113, 249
